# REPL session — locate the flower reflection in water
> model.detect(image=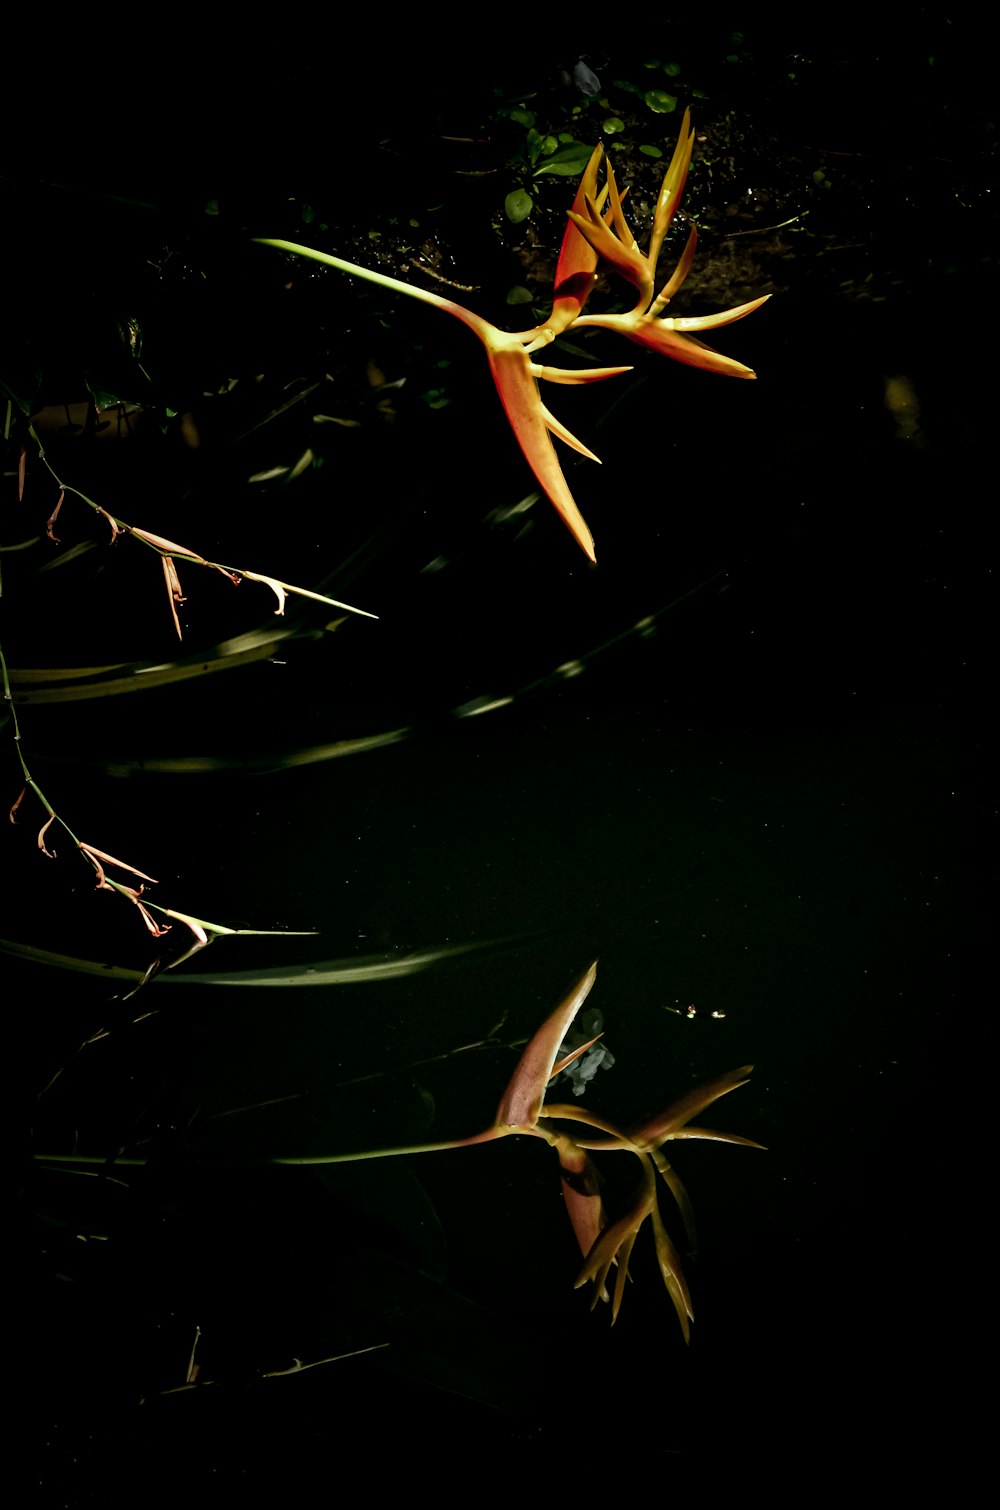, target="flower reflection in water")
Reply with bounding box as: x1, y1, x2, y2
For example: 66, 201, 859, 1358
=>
280, 962, 762, 1337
